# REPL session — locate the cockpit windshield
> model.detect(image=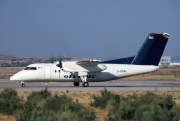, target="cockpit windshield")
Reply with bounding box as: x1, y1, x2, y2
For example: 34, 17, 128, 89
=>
24, 67, 37, 70
24, 67, 30, 70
